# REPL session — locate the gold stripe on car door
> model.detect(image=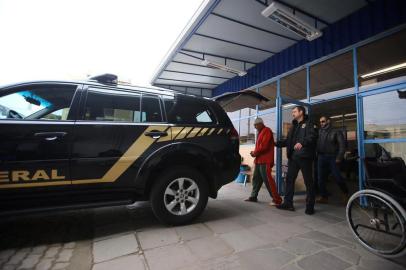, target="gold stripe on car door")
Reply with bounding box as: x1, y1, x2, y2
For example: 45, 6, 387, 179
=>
171, 127, 185, 140
73, 125, 168, 185
208, 128, 216, 135
176, 127, 193, 140
186, 127, 202, 138
197, 128, 209, 136
0, 125, 169, 189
